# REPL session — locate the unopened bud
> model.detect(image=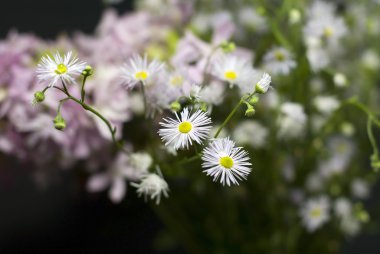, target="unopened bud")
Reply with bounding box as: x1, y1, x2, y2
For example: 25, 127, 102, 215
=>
357, 211, 370, 223
82, 65, 93, 77
33, 91, 45, 103
170, 101, 181, 112
245, 107, 255, 117
53, 115, 66, 131
249, 96, 260, 105
200, 102, 208, 112
220, 41, 236, 53
289, 9, 301, 25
